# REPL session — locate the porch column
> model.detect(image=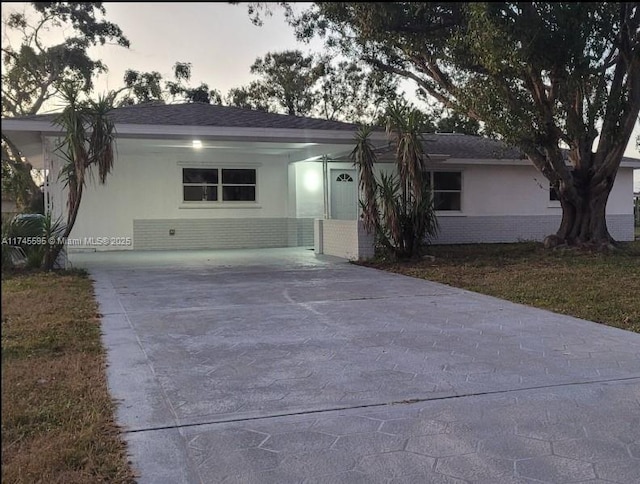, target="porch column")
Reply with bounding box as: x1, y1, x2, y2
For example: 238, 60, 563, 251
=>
322, 154, 329, 219
42, 135, 52, 214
